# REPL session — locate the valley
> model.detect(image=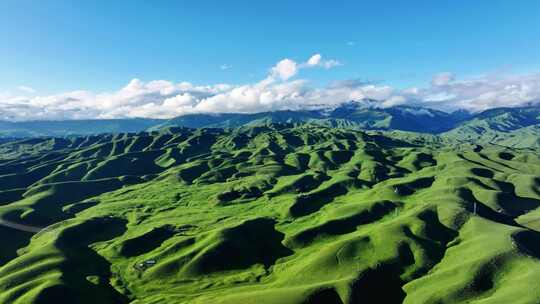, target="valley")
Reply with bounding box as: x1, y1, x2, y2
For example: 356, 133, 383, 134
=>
0, 124, 539, 303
